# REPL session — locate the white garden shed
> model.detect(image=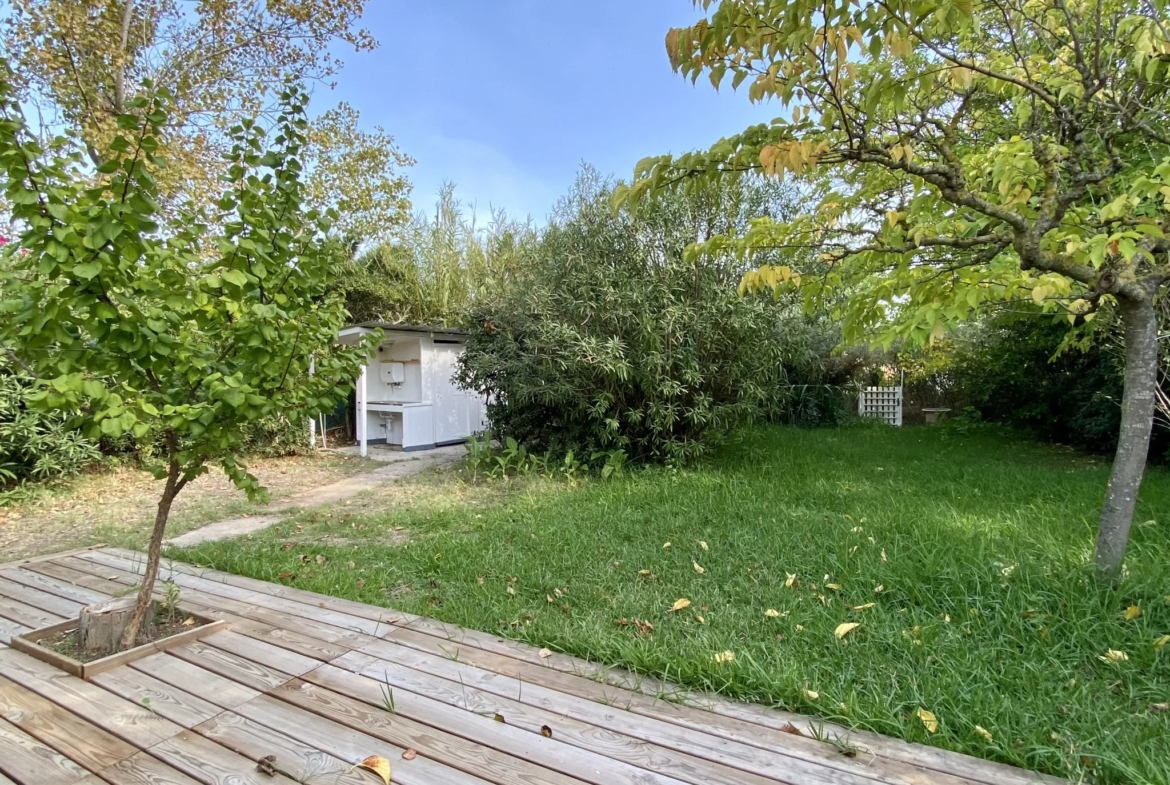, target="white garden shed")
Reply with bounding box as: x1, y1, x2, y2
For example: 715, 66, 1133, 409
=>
336, 323, 487, 456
